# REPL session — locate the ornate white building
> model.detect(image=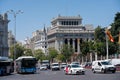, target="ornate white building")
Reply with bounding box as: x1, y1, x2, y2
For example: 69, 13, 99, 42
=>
47, 15, 94, 54
0, 13, 9, 57
25, 27, 47, 54
34, 27, 47, 54
25, 15, 94, 56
